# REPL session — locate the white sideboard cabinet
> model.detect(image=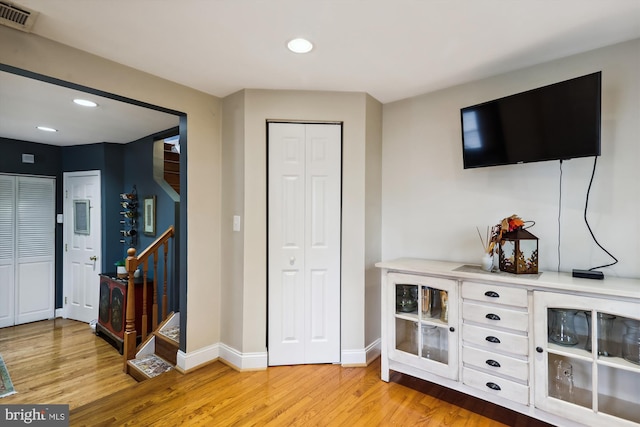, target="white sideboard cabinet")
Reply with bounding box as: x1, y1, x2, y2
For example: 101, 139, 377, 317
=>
384, 272, 459, 381
378, 258, 640, 427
